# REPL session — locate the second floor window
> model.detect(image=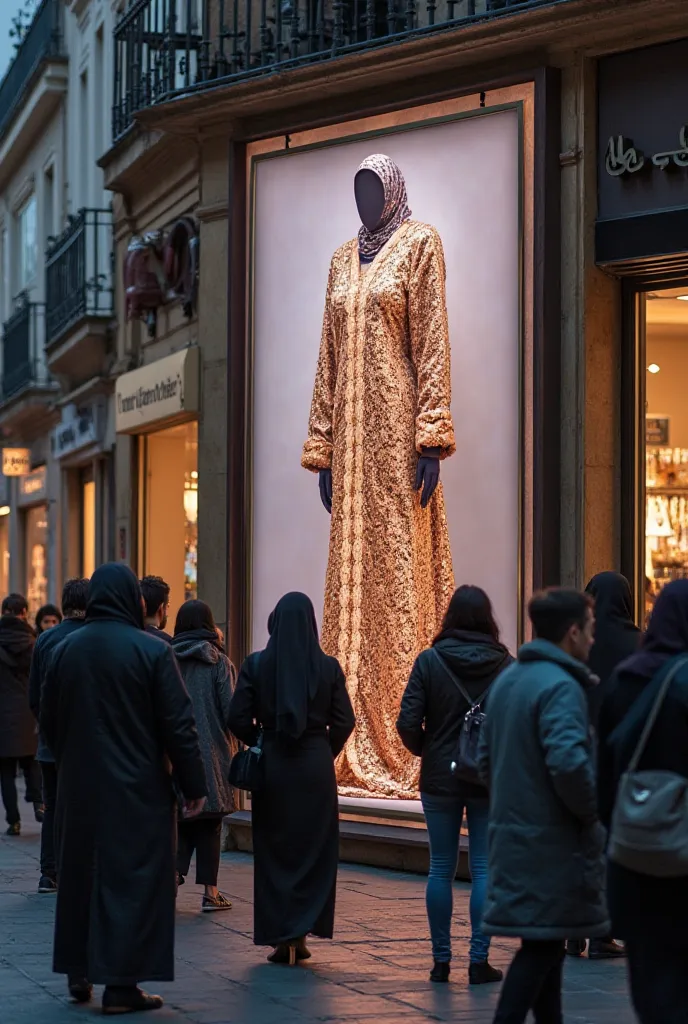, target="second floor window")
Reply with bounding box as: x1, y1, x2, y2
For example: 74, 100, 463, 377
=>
18, 195, 37, 290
